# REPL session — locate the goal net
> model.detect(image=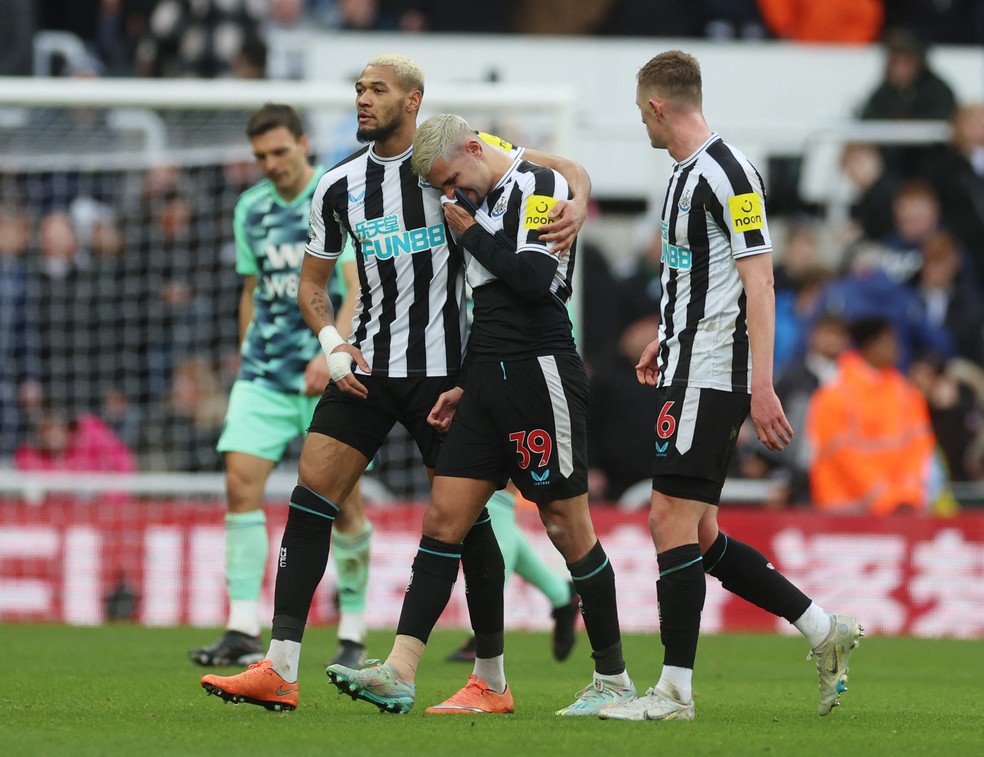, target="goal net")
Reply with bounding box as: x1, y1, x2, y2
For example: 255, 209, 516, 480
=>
0, 77, 573, 499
